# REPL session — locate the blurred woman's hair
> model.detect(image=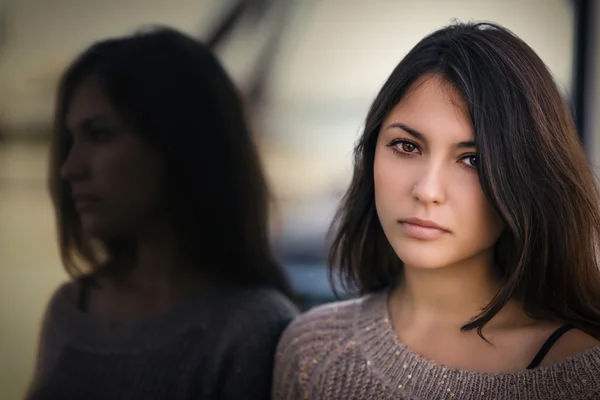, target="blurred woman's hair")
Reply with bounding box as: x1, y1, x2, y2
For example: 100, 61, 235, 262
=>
49, 26, 294, 298
328, 22, 600, 336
